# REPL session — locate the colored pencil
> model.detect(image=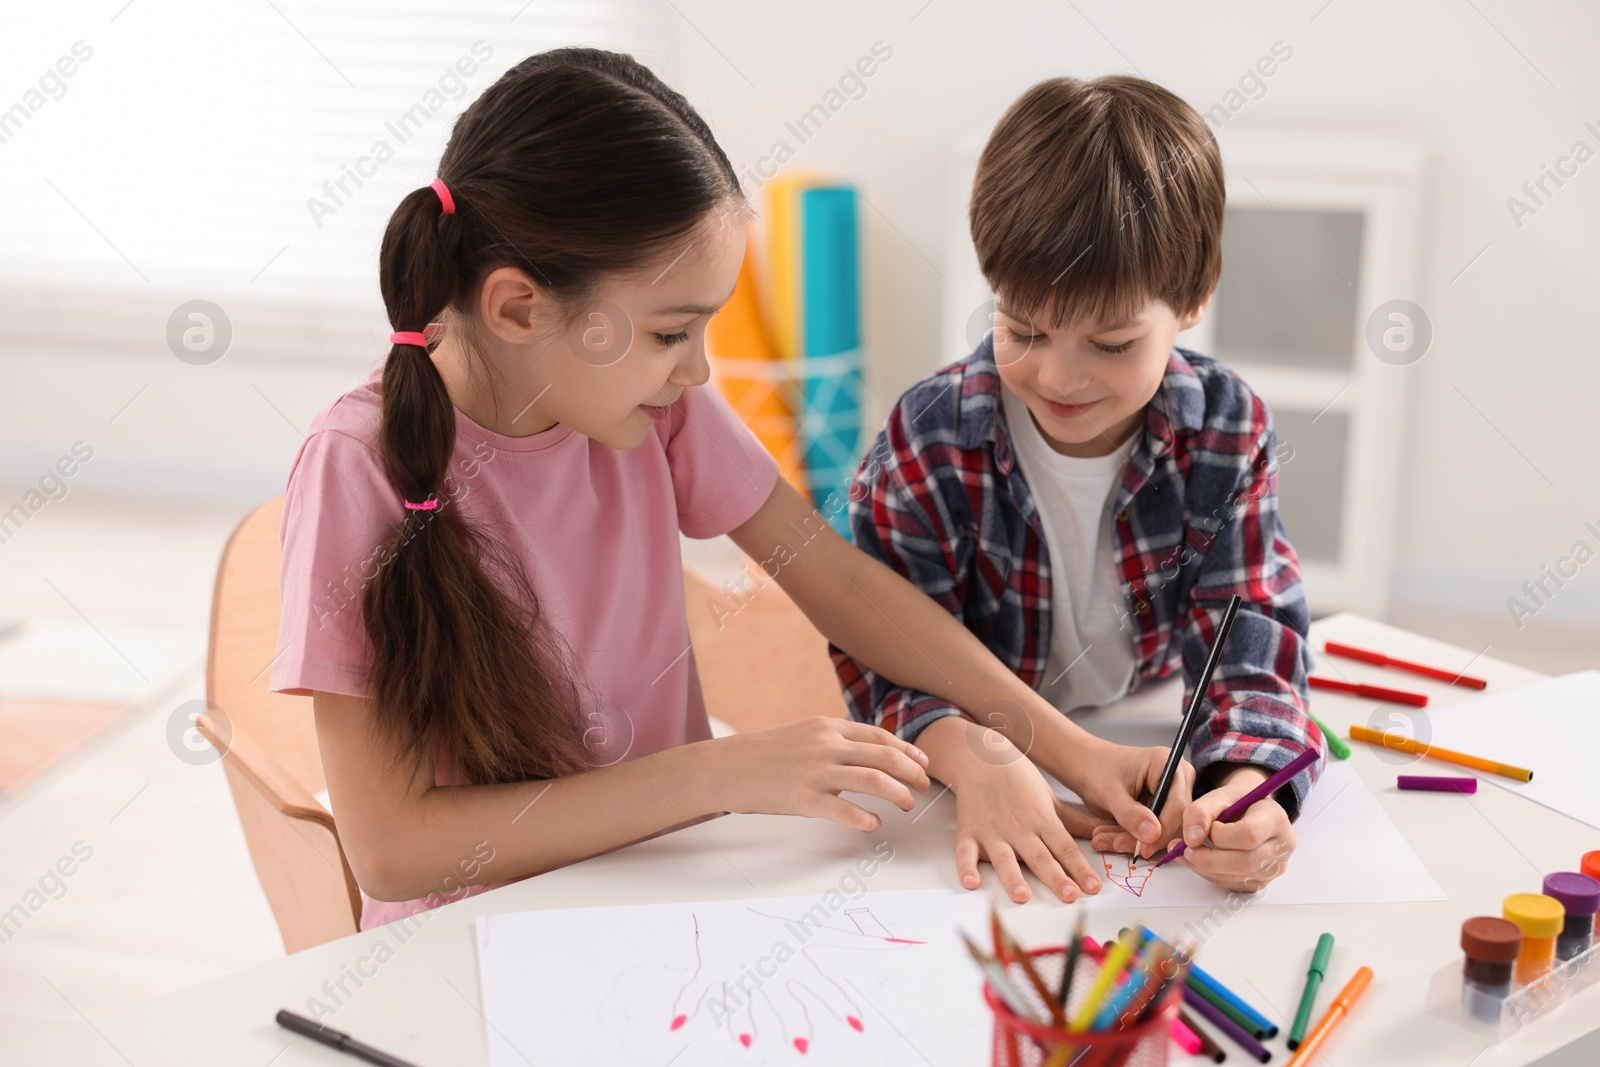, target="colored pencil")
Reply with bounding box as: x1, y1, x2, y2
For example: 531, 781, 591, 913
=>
1150, 595, 1243, 824
1115, 943, 1177, 1029
1071, 931, 1137, 1031
962, 932, 1037, 1021
1056, 911, 1086, 1007
1094, 938, 1159, 1029
1347, 724, 1532, 782
992, 910, 1066, 1028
